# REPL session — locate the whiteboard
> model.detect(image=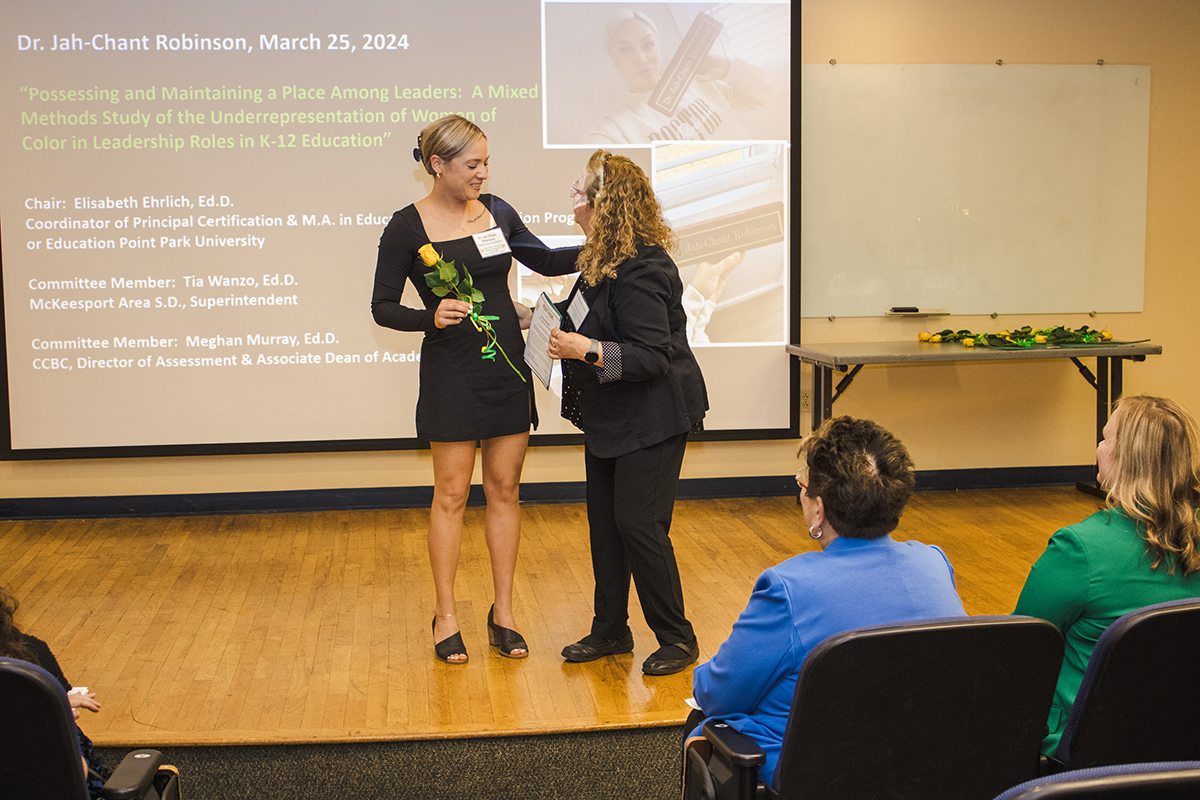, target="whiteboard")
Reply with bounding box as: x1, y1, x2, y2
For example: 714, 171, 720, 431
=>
800, 64, 1150, 317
